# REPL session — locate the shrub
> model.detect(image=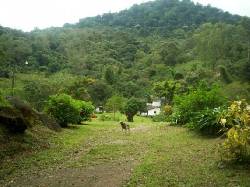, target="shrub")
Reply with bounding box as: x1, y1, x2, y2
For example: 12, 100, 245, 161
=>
99, 114, 112, 121
0, 91, 9, 107
152, 105, 172, 122
219, 100, 250, 162
173, 83, 224, 125
152, 113, 169, 122
163, 105, 172, 116
45, 94, 94, 126
73, 100, 95, 122
189, 107, 225, 135
169, 110, 182, 125
44, 94, 88, 127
